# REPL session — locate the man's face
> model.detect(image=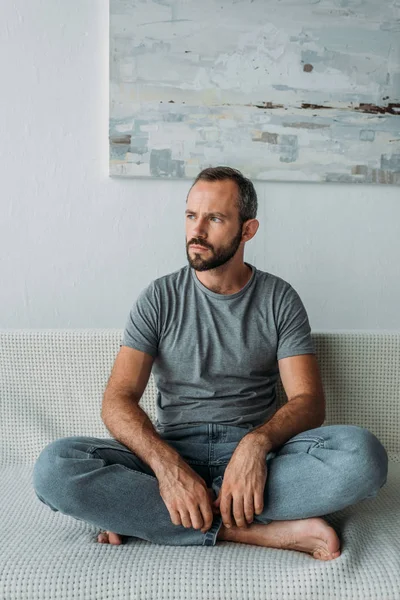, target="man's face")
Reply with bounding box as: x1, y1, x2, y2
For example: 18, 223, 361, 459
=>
185, 179, 244, 272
